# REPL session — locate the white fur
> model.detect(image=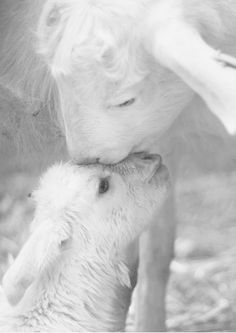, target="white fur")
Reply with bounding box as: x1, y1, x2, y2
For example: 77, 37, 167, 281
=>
0, 0, 235, 160
144, 0, 236, 134
0, 1, 236, 330
35, 0, 236, 162
0, 158, 169, 331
